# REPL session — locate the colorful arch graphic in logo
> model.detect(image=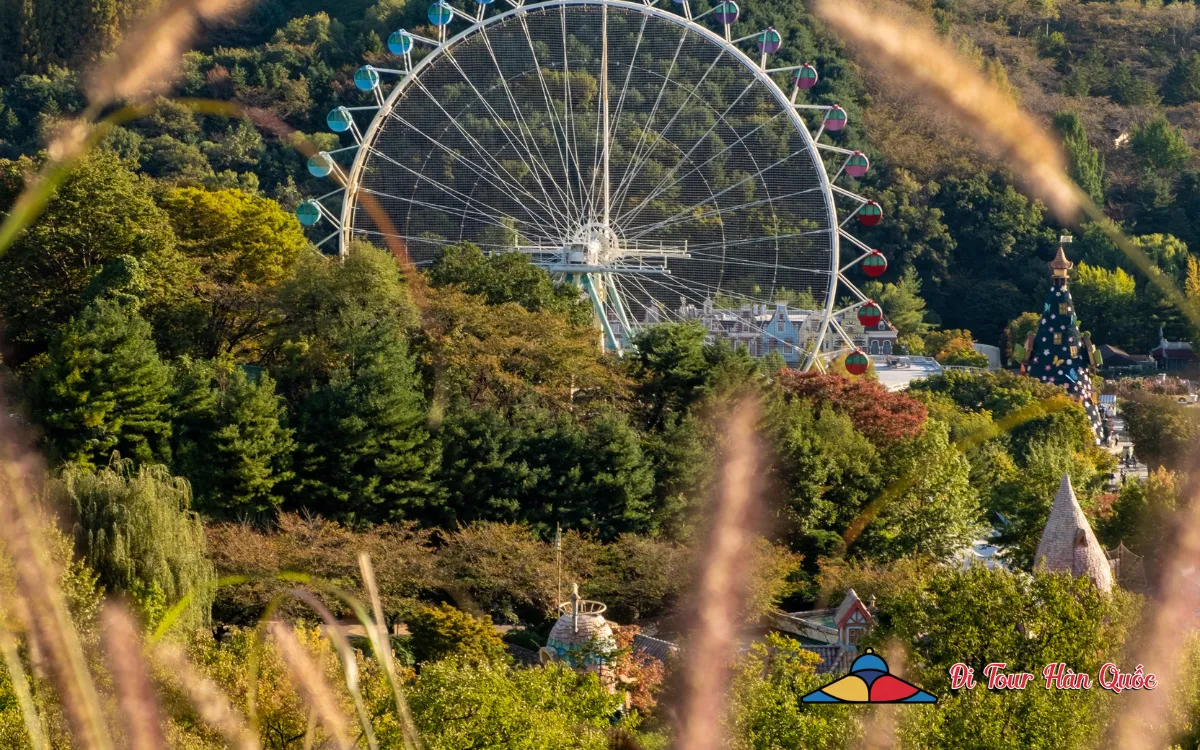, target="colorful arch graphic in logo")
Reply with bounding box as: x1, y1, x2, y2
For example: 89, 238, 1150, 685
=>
801, 649, 937, 704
